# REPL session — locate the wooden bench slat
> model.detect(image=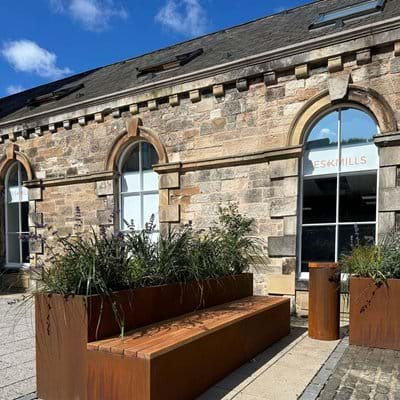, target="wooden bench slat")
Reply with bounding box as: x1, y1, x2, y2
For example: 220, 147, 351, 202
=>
88, 296, 287, 359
